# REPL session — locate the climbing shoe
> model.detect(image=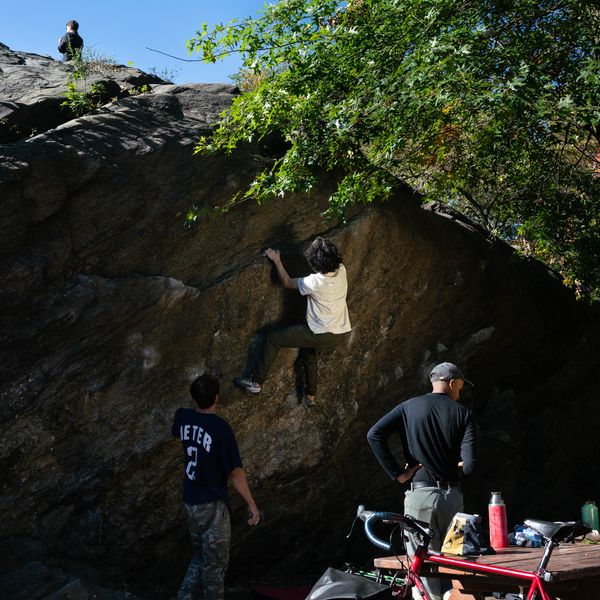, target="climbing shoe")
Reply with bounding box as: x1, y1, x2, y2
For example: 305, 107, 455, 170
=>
233, 377, 262, 394
303, 394, 316, 408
